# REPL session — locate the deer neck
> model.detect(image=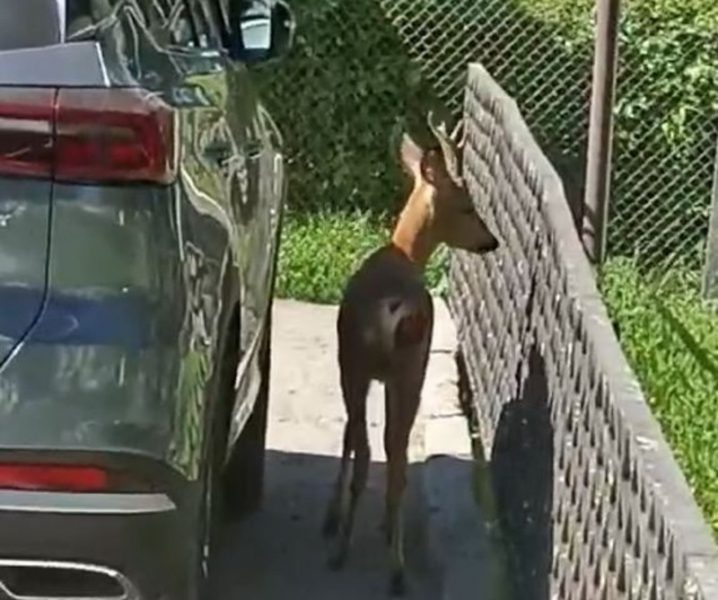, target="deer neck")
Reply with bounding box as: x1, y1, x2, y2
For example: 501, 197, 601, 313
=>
390, 184, 438, 268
